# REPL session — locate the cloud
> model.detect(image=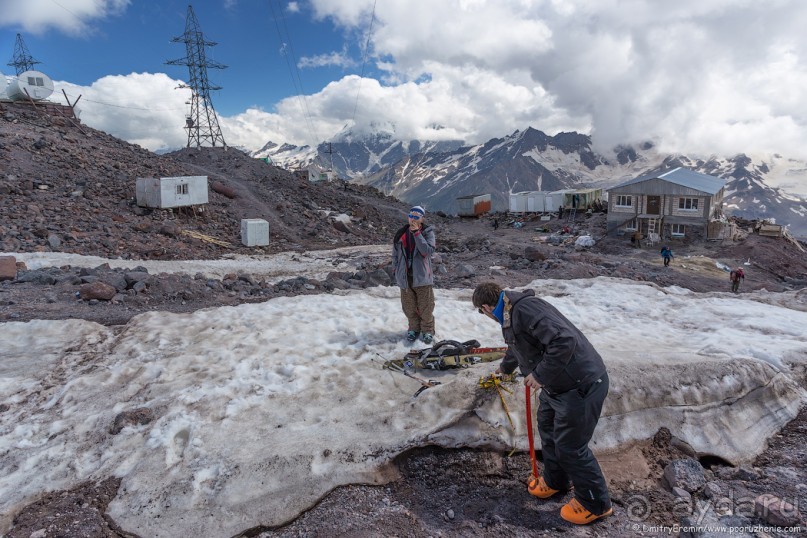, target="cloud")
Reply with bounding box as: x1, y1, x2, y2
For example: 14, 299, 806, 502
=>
0, 0, 130, 36
55, 72, 189, 151
16, 0, 807, 164
298, 49, 357, 69
303, 0, 807, 159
